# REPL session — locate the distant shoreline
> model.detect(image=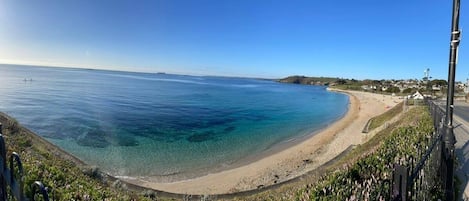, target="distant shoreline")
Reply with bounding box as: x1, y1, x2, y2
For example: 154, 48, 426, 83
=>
0, 63, 279, 81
